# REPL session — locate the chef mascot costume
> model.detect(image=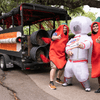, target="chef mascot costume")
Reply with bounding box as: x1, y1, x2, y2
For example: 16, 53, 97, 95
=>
62, 16, 93, 92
